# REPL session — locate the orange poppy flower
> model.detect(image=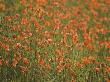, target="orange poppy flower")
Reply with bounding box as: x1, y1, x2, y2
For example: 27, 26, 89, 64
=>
0, 59, 3, 66
20, 0, 26, 5
12, 58, 18, 67
72, 34, 78, 44
106, 79, 110, 82
22, 58, 29, 65
36, 0, 48, 6
94, 67, 100, 72
105, 56, 110, 62
21, 18, 28, 25
19, 66, 28, 74
56, 64, 64, 73
105, 0, 110, 5
106, 66, 110, 73
39, 58, 45, 66
75, 62, 83, 68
